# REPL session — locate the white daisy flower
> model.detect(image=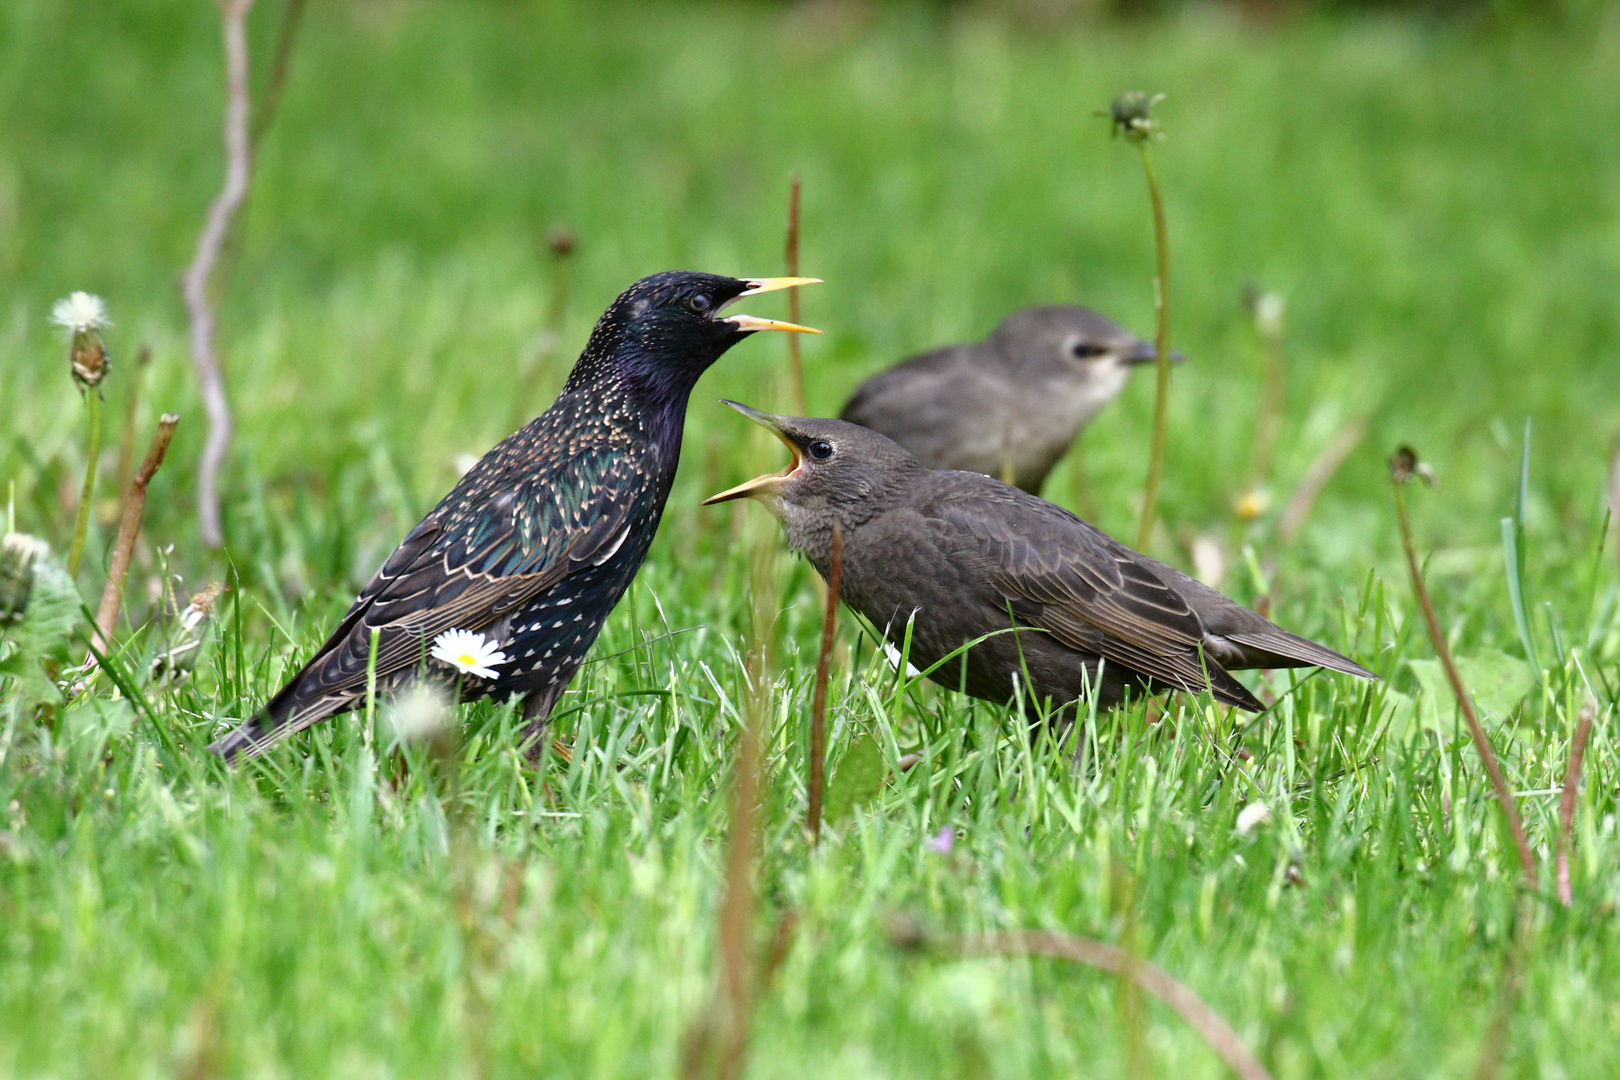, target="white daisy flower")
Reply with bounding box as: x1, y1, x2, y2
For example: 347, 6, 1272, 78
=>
430, 628, 509, 680
50, 292, 112, 334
